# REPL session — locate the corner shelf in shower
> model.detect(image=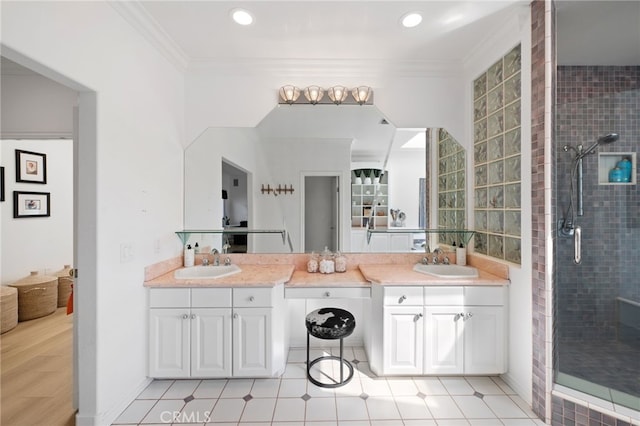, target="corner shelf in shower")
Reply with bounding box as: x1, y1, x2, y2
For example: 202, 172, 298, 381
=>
597, 152, 636, 185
